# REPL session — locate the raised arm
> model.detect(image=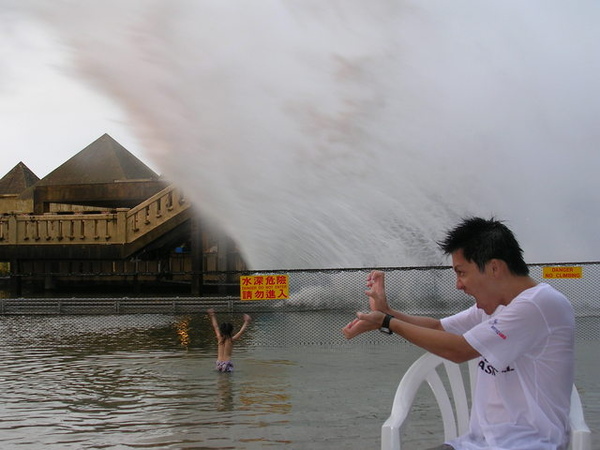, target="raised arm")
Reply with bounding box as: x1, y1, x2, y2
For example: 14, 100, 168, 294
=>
366, 270, 443, 330
354, 309, 479, 363
207, 308, 221, 340
232, 314, 252, 341
343, 270, 441, 339
342, 270, 479, 362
